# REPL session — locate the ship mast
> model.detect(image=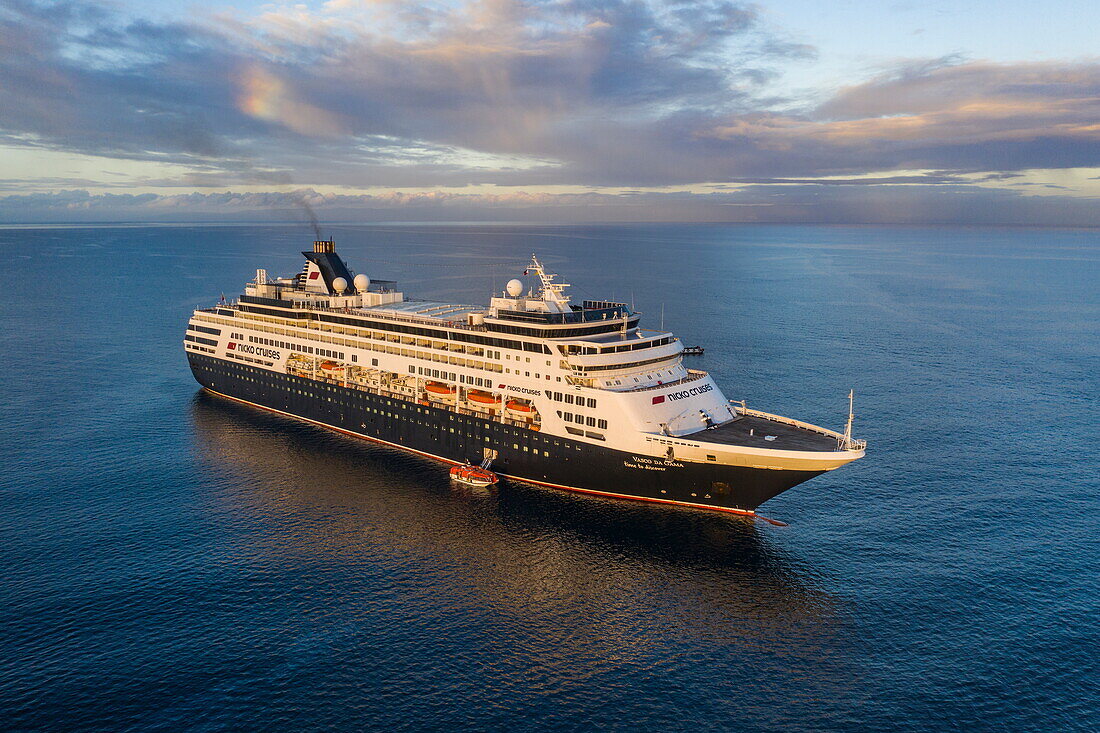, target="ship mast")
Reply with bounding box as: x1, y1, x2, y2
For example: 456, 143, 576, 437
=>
842, 389, 855, 449
528, 254, 571, 310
